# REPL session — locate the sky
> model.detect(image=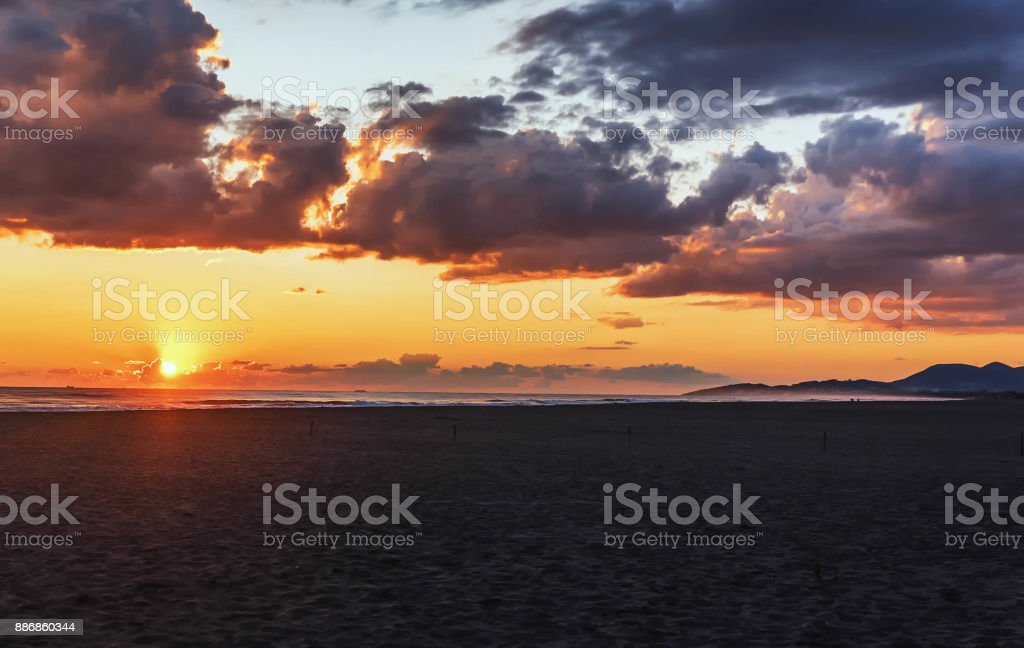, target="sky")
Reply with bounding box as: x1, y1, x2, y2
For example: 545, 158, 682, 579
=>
0, 0, 1023, 393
